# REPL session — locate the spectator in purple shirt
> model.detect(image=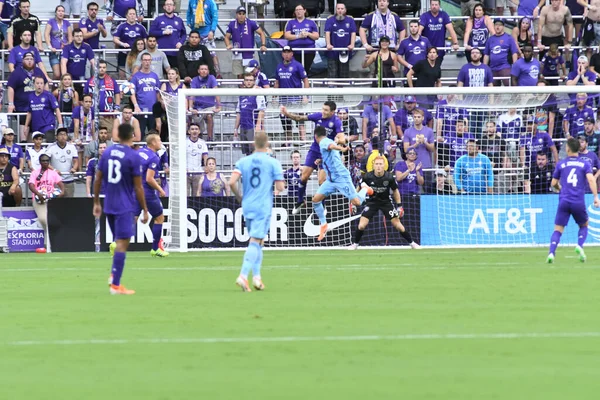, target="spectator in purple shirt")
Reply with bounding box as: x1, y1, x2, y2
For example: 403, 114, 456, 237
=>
566, 55, 597, 105
130, 53, 161, 136
113, 8, 148, 79
325, 3, 356, 80
24, 76, 63, 142
8, 30, 49, 81
483, 19, 519, 86
44, 6, 72, 80
402, 109, 435, 171
225, 6, 267, 79
398, 20, 432, 75
80, 2, 107, 50
394, 147, 423, 195
541, 43, 566, 86
245, 59, 270, 88
418, 0, 459, 61
150, 0, 187, 68
284, 4, 320, 75
457, 47, 494, 87
563, 94, 595, 138
61, 28, 95, 98
189, 64, 220, 142
511, 45, 540, 87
